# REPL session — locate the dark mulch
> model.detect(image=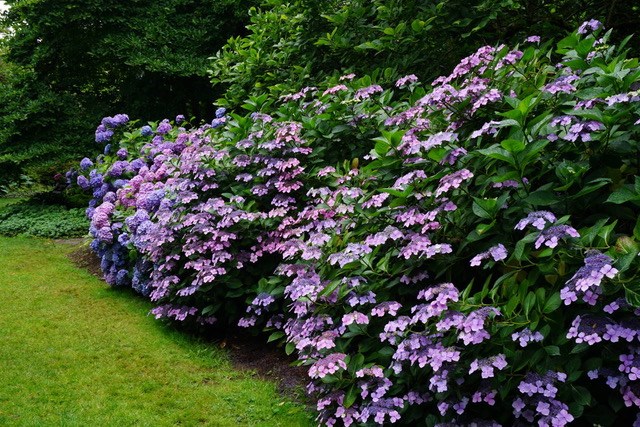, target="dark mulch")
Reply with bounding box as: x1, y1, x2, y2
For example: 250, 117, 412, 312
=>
66, 241, 104, 278
215, 329, 310, 402
65, 241, 310, 402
